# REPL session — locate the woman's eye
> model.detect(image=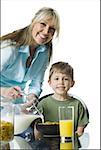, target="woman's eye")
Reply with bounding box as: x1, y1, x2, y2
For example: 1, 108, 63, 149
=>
49, 28, 55, 33
40, 22, 46, 26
